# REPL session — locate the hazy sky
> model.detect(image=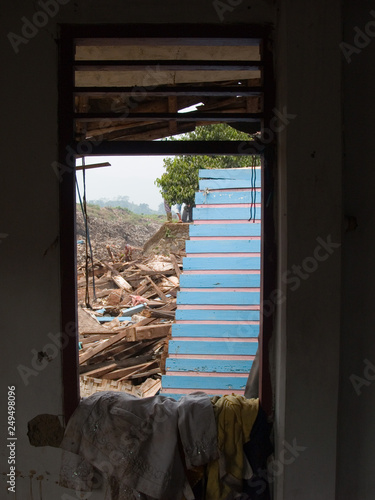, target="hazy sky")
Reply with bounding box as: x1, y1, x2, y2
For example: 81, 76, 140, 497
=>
76, 155, 172, 211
